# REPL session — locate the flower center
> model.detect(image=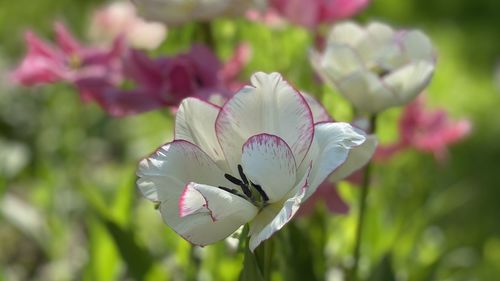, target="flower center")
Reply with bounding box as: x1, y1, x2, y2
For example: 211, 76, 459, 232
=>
369, 63, 390, 78
68, 54, 82, 69
219, 164, 269, 209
